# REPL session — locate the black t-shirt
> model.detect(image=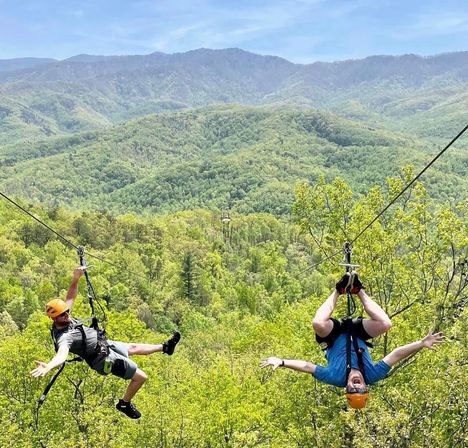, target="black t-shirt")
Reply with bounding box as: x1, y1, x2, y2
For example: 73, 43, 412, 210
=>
51, 317, 98, 357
